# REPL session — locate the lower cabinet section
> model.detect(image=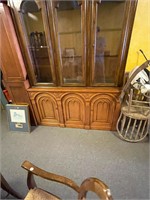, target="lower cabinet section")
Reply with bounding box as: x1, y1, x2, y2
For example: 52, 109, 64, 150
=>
28, 87, 121, 130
